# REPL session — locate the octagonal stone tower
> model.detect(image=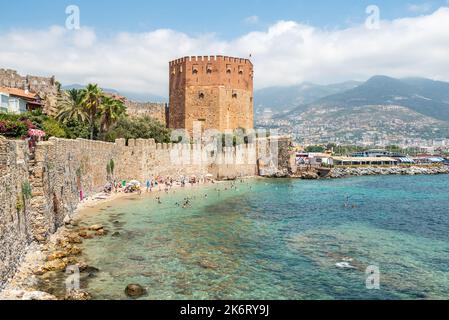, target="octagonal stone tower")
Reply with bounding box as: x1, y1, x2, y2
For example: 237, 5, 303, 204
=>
169, 55, 254, 133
